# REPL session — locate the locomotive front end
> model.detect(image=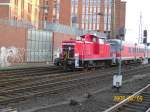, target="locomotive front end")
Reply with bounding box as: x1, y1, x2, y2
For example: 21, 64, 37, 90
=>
62, 41, 76, 70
